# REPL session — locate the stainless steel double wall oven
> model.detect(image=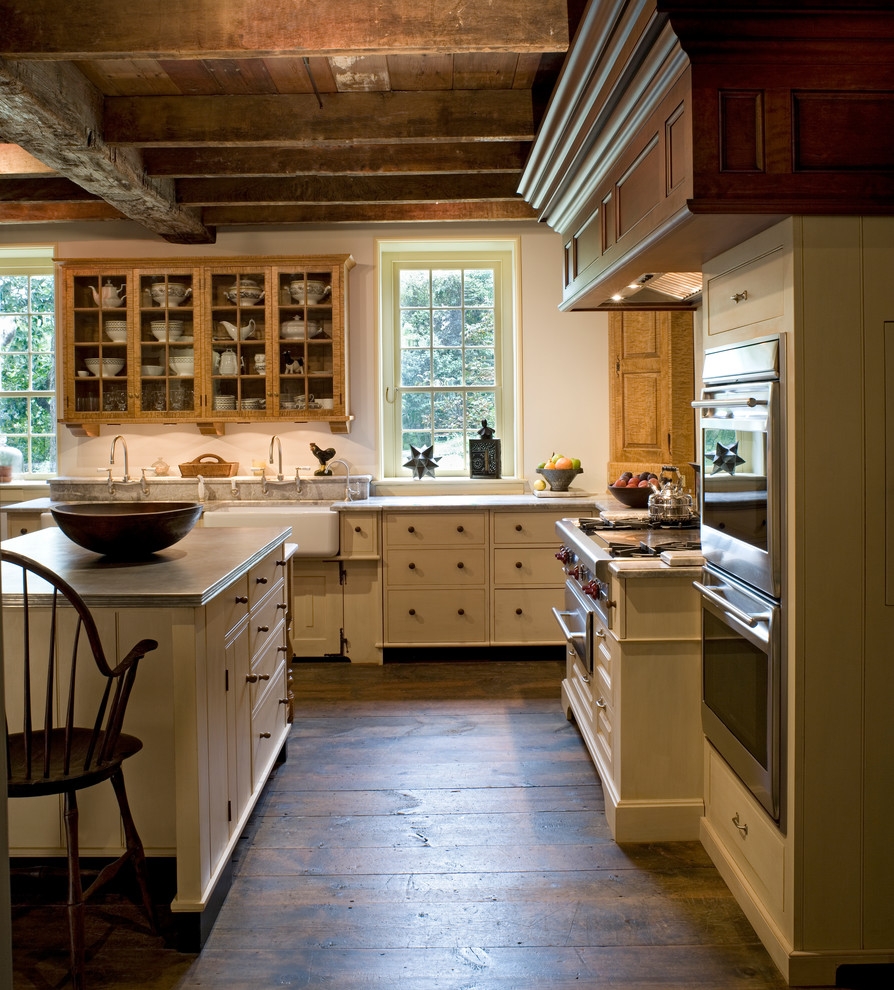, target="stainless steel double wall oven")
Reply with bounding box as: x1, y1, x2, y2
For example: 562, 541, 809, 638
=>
693, 335, 786, 824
